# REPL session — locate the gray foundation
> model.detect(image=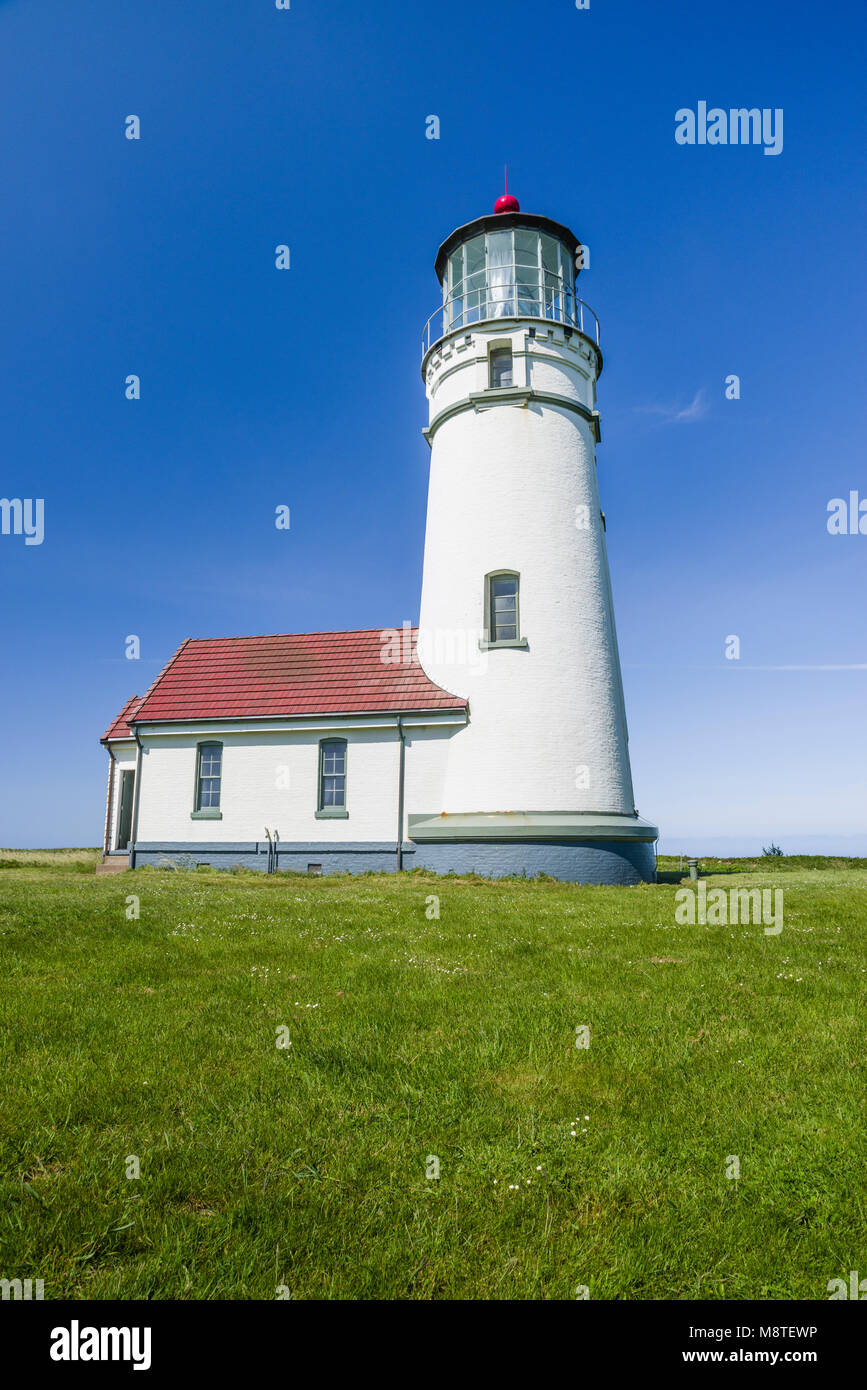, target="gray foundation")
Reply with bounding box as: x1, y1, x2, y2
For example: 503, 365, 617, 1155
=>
131, 838, 656, 883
